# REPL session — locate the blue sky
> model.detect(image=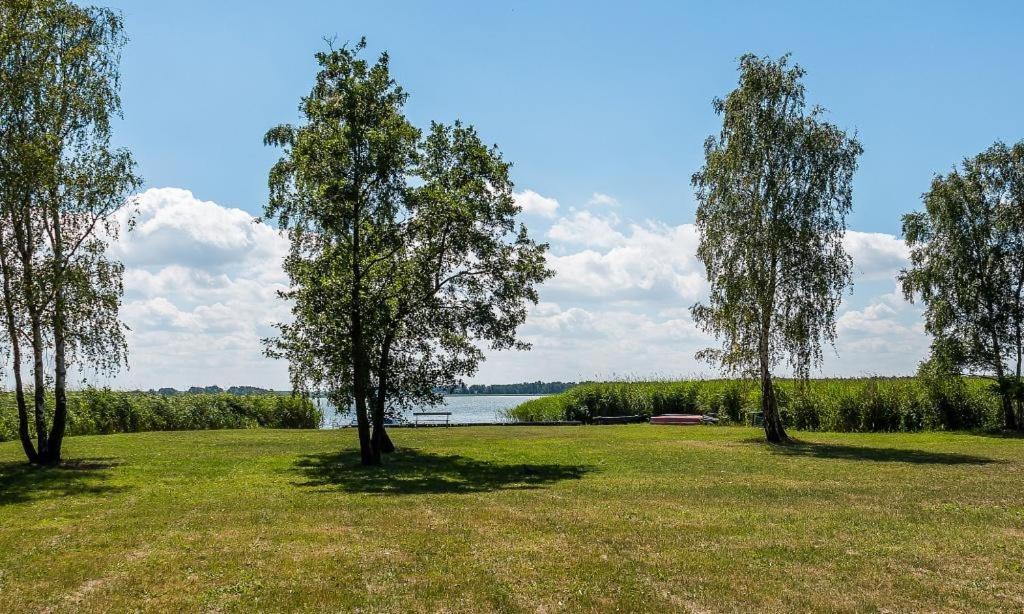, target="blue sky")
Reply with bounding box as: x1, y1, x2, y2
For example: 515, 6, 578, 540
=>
79, 1, 1024, 388
108, 0, 1024, 232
